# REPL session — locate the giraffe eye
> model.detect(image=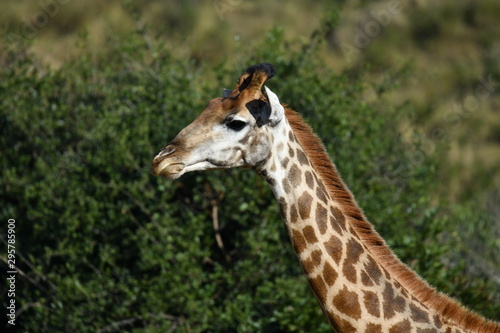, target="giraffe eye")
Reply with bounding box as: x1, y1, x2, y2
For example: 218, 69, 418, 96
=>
226, 119, 247, 131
